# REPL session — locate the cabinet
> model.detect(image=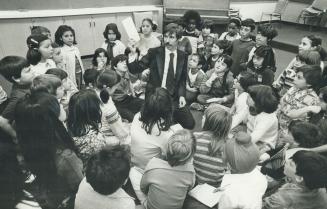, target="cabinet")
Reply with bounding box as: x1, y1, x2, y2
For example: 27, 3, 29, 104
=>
0, 7, 163, 58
